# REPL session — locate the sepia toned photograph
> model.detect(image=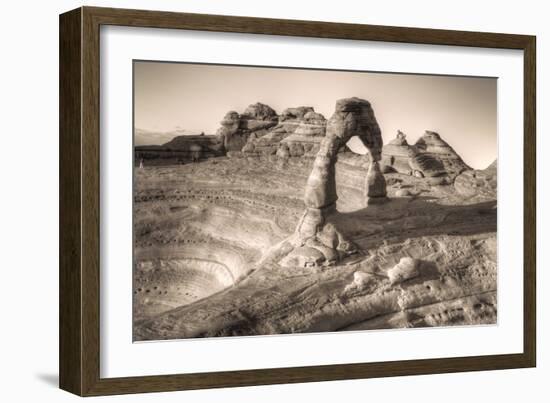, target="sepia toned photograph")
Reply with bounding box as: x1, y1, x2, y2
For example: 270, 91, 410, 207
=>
132, 61, 497, 341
